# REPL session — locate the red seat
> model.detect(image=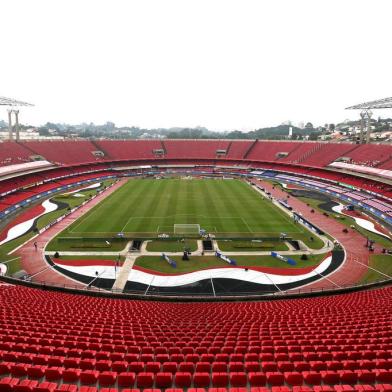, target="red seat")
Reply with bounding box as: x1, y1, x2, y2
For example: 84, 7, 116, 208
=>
63, 368, 80, 383
175, 372, 192, 388
99, 371, 117, 386
230, 372, 247, 387
96, 360, 112, 371
118, 372, 136, 388
245, 362, 260, 372
45, 367, 64, 381
248, 372, 267, 386
155, 372, 173, 388
321, 371, 340, 385
303, 371, 322, 385
111, 361, 127, 372
178, 362, 194, 372
356, 370, 377, 383
129, 362, 144, 373
262, 362, 278, 372
339, 370, 358, 384
32, 382, 57, 392
54, 385, 78, 392
14, 380, 39, 392
212, 372, 229, 387
80, 370, 99, 384
378, 370, 392, 383
79, 387, 98, 392
11, 364, 28, 377
0, 377, 20, 392
229, 362, 244, 372
145, 362, 160, 373
193, 372, 210, 387
136, 372, 154, 388
284, 372, 303, 386
196, 362, 211, 372
266, 372, 285, 386
162, 362, 178, 373
27, 365, 46, 378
